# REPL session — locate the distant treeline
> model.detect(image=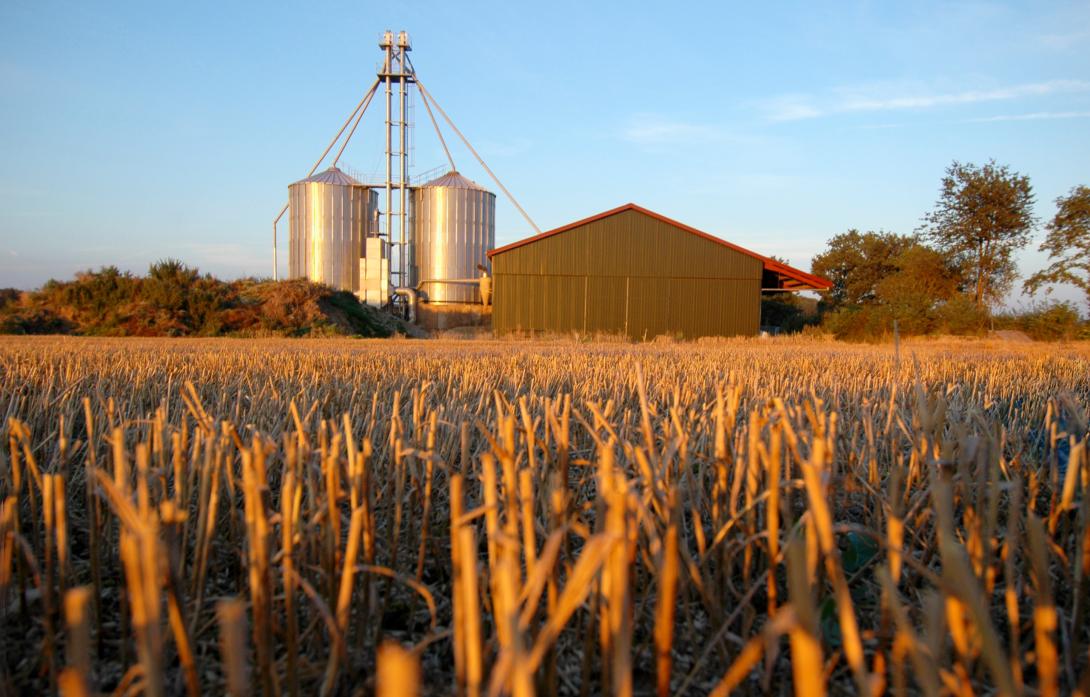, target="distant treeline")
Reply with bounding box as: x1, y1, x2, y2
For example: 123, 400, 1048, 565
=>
764, 161, 1089, 341
0, 260, 408, 338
